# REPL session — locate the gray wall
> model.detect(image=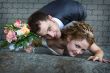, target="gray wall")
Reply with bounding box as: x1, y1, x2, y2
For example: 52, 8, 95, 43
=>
0, 0, 110, 48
